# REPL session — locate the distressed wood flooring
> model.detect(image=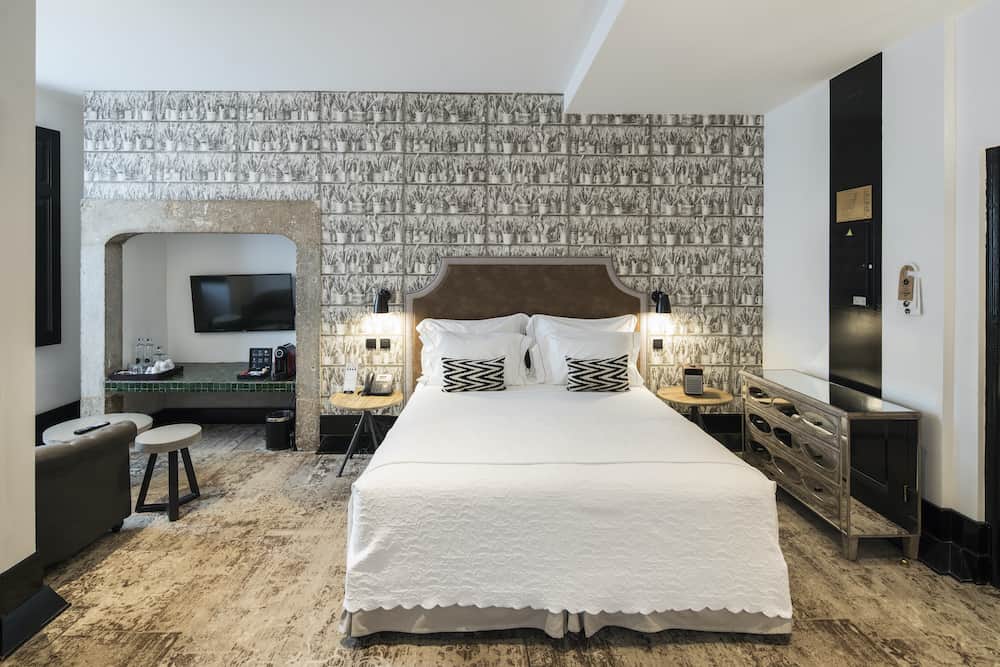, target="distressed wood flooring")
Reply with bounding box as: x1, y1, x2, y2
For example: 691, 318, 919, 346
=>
11, 425, 1000, 666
